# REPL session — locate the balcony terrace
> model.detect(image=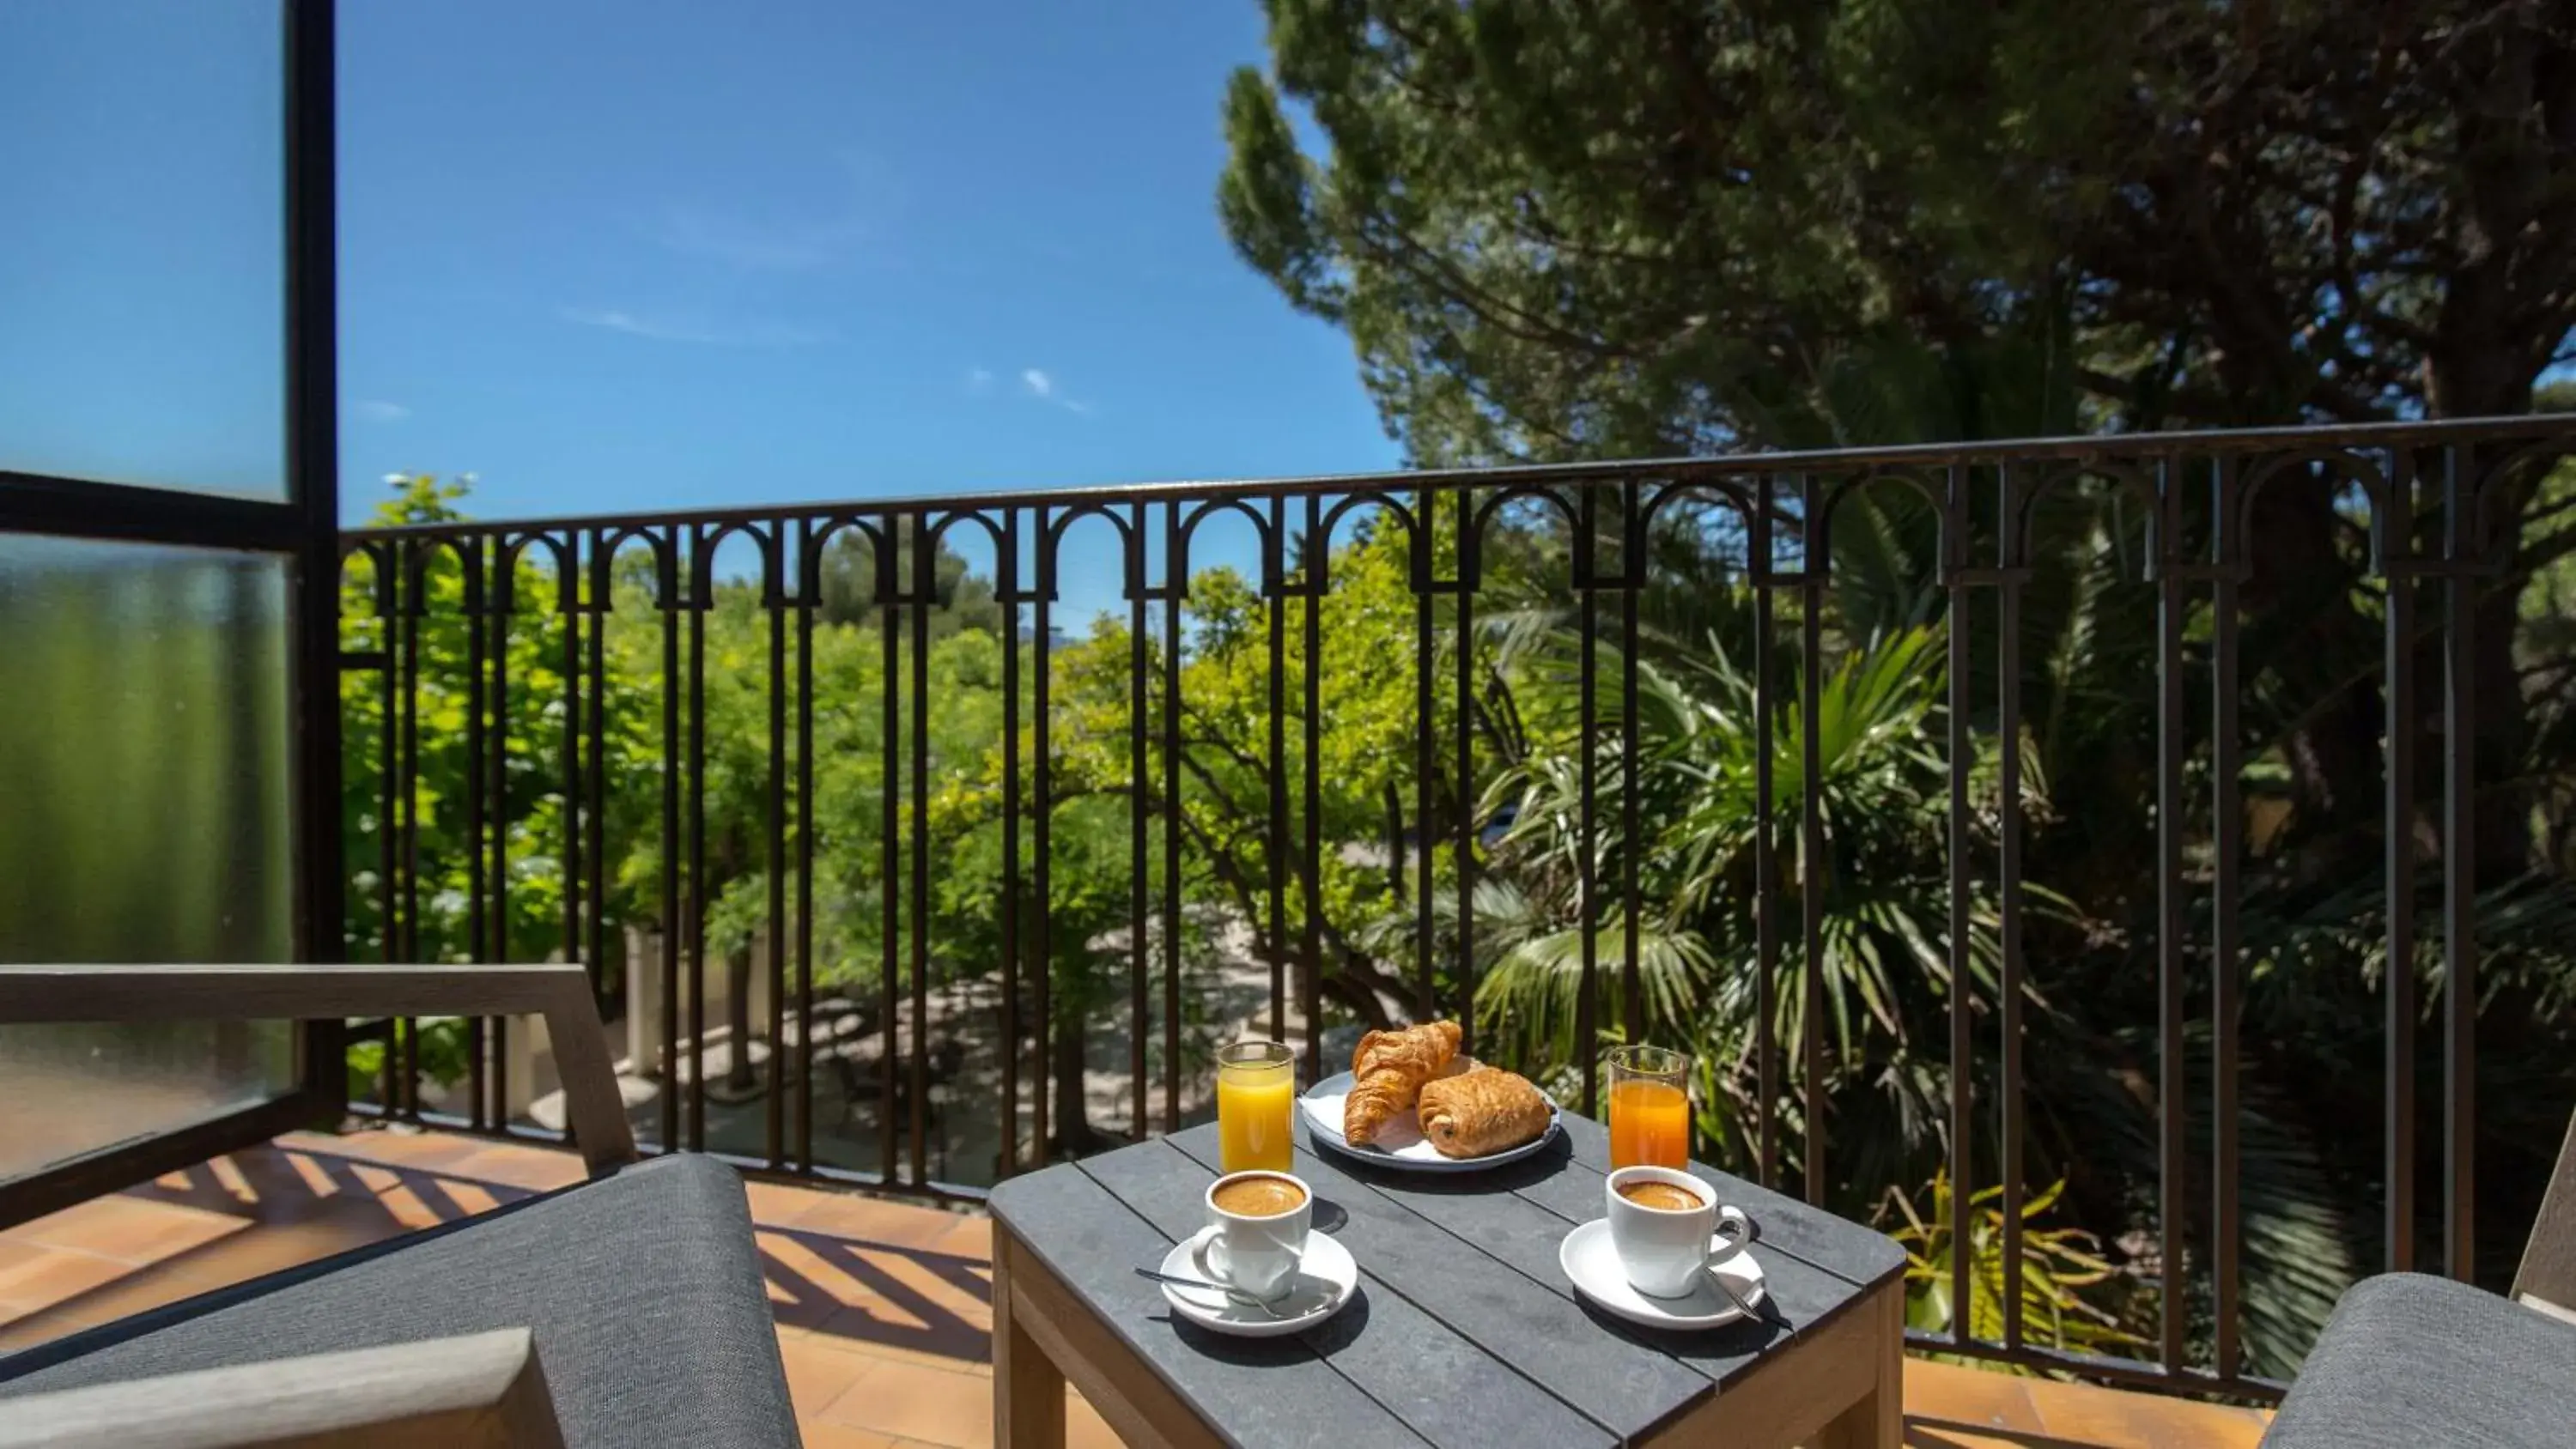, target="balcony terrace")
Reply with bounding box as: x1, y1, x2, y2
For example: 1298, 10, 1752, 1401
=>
2, 1128, 2275, 1448
10, 415, 2572, 1446
12, 0, 2576, 1438
324, 415, 2576, 1404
